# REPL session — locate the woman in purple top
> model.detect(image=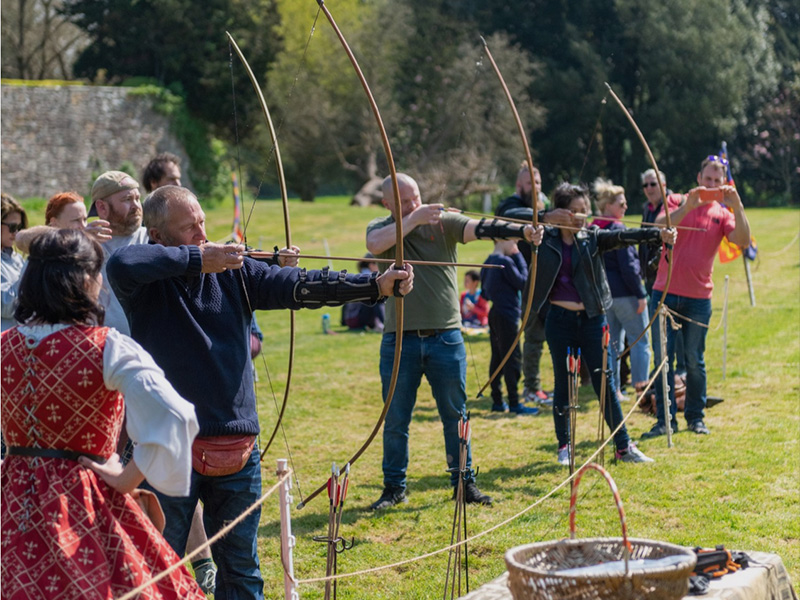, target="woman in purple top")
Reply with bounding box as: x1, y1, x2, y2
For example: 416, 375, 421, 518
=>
528, 183, 676, 466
